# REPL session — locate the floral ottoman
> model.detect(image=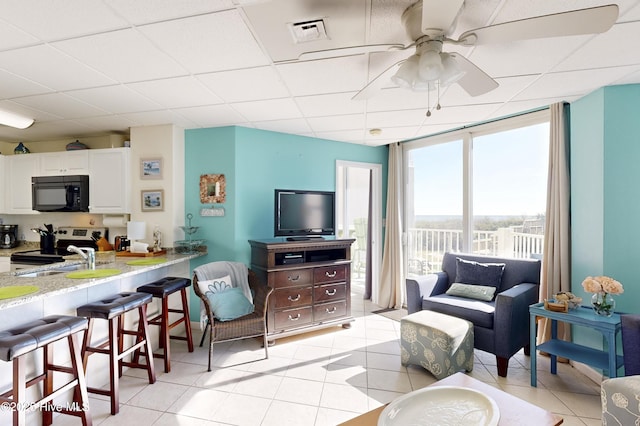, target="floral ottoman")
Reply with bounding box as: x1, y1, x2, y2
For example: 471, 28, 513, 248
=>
601, 375, 640, 425
400, 310, 474, 379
